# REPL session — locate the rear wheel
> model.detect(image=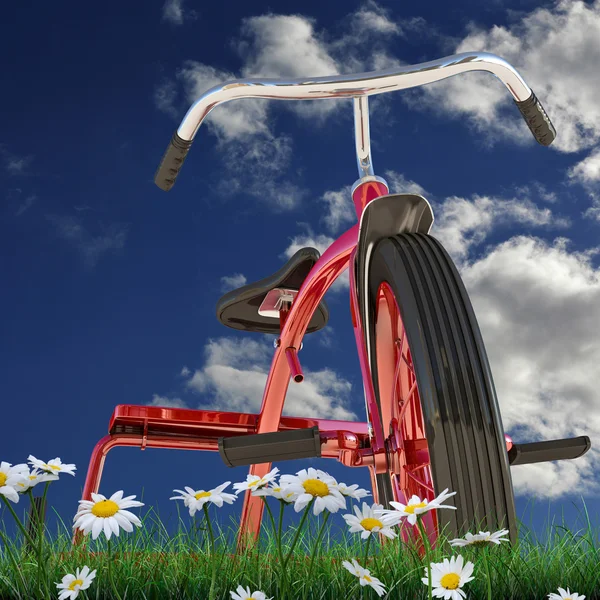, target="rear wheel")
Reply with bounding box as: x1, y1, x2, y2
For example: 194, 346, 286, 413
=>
366, 233, 518, 556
